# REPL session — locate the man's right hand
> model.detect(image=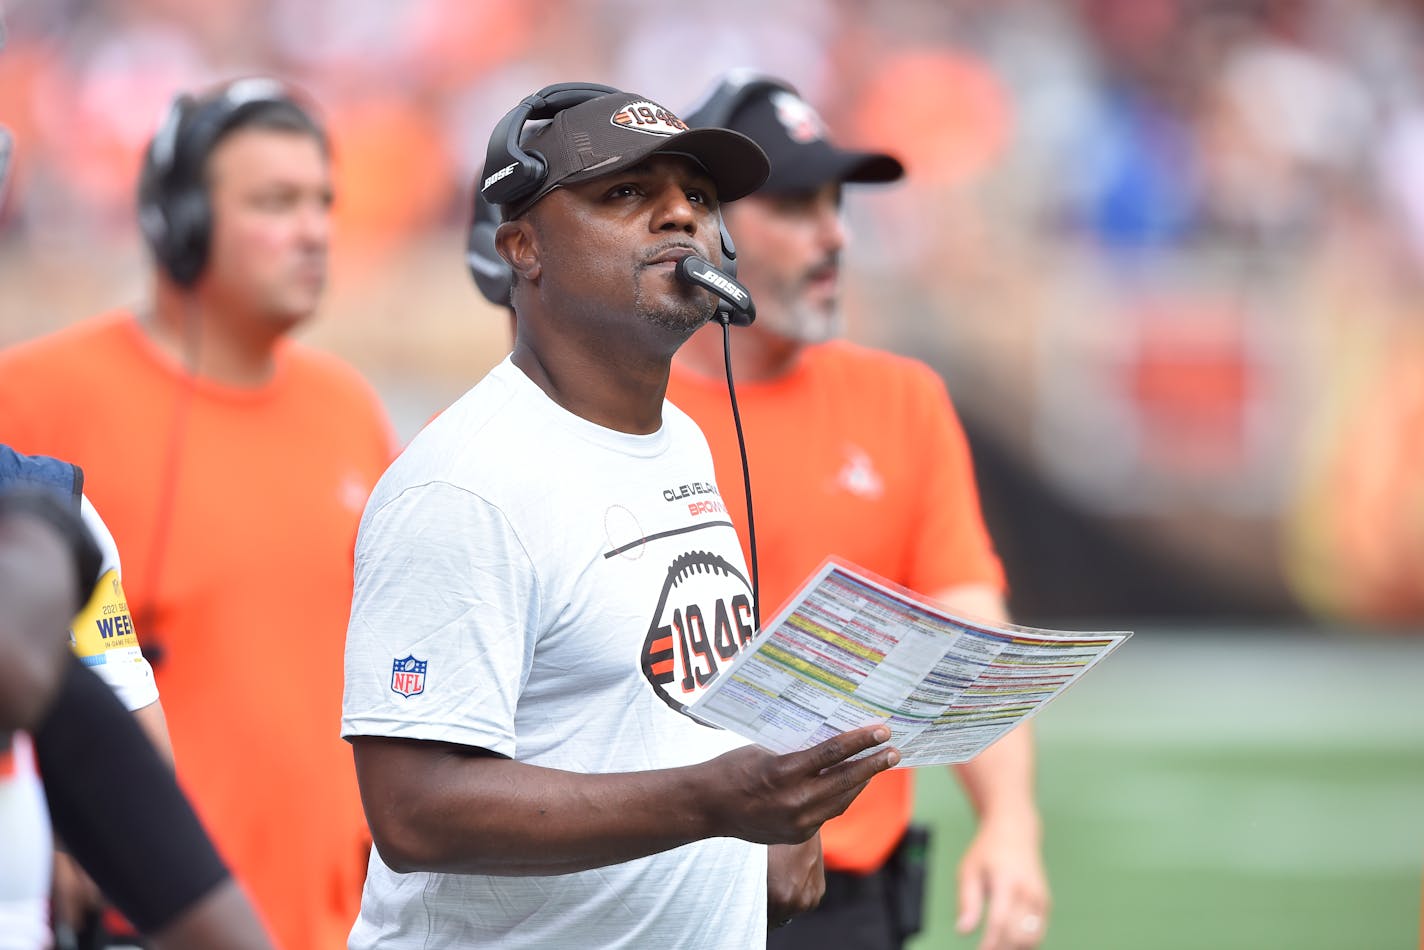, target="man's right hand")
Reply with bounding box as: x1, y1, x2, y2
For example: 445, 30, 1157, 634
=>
50, 850, 103, 938
707, 724, 898, 844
